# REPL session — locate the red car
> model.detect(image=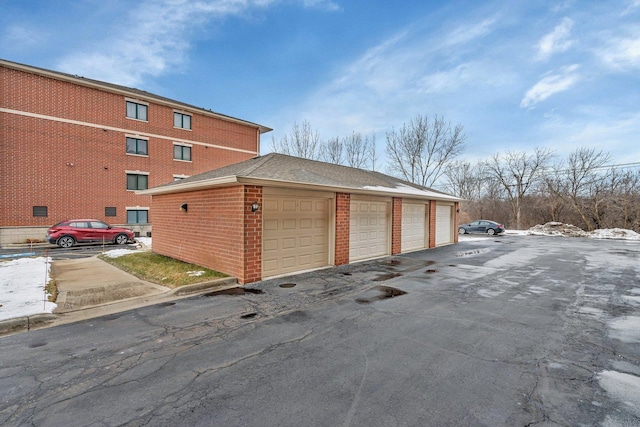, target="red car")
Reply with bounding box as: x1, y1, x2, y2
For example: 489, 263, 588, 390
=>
47, 219, 135, 248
